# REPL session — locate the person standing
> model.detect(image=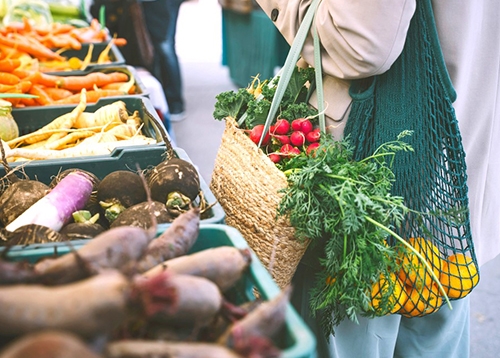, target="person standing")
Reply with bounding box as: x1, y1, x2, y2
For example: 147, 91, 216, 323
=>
142, 0, 187, 122
255, 0, 500, 357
